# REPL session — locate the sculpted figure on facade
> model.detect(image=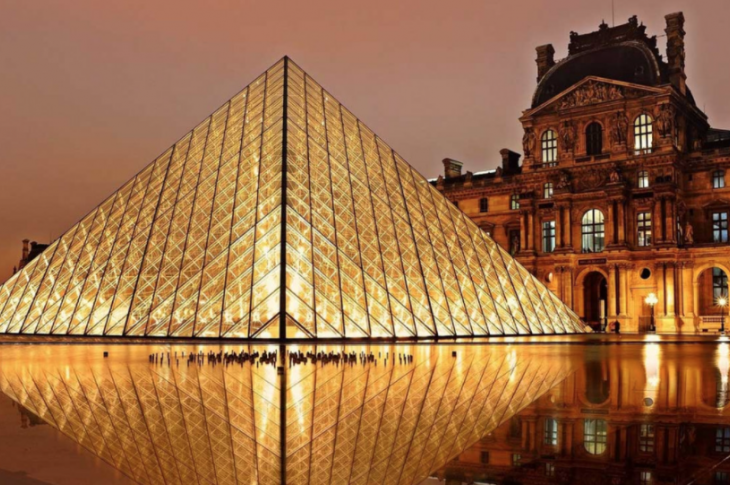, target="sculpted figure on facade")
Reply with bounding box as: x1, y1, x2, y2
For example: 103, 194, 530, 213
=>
610, 111, 629, 145
559, 81, 624, 109
684, 221, 694, 244
655, 104, 675, 138
559, 121, 577, 152
522, 128, 536, 158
